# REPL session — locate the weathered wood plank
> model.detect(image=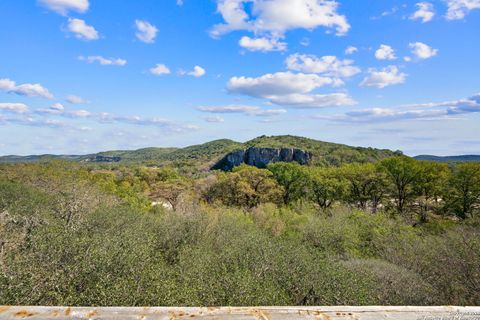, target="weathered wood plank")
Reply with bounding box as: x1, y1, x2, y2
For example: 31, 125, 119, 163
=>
1, 306, 480, 320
